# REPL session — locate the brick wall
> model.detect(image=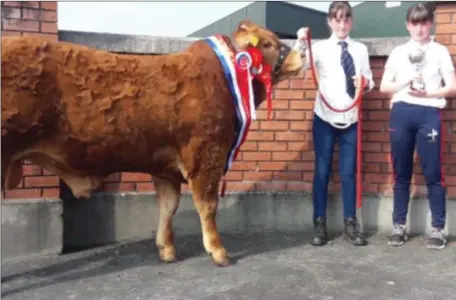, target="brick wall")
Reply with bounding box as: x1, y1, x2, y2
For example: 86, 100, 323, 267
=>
435, 2, 456, 197
1, 1, 59, 199
2, 2, 456, 200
